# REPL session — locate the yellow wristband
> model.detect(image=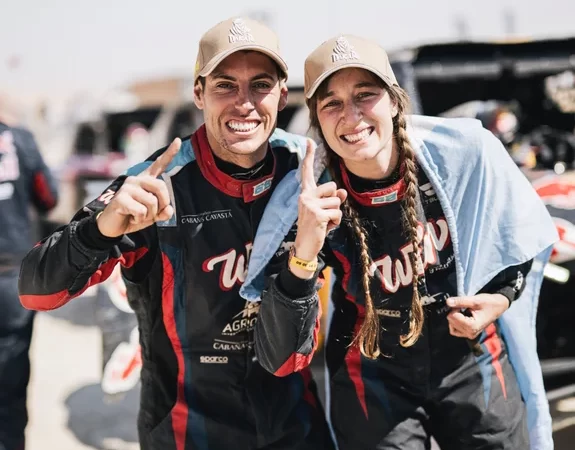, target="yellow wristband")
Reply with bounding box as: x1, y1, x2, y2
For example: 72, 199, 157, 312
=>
288, 247, 318, 272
